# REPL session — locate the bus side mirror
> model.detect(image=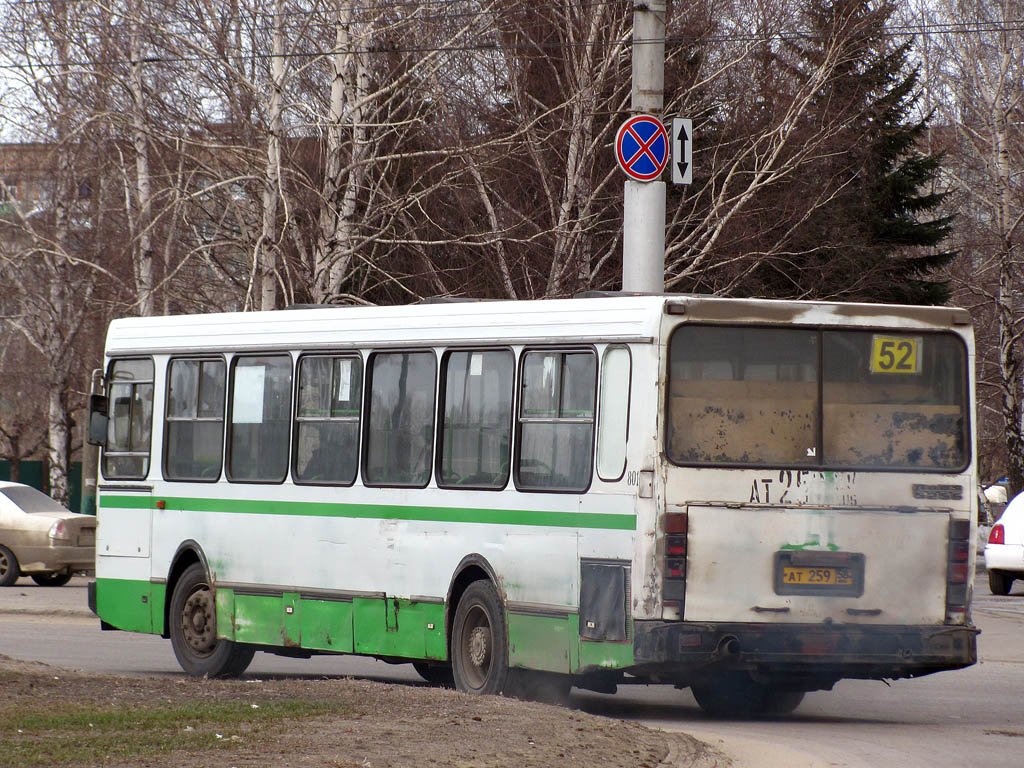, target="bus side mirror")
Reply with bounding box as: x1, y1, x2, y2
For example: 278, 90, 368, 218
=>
87, 394, 108, 446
